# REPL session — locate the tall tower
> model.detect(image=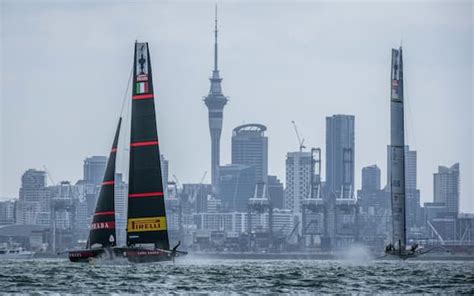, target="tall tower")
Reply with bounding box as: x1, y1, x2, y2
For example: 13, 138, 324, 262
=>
204, 6, 228, 191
